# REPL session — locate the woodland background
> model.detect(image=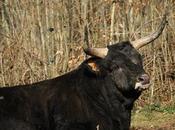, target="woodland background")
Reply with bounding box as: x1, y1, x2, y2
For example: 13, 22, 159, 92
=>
0, 0, 175, 108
